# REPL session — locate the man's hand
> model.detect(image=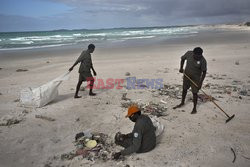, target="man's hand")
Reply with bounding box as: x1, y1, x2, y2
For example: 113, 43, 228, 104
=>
179, 68, 184, 73
115, 132, 125, 142
93, 71, 97, 76
69, 67, 73, 72
113, 152, 121, 160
